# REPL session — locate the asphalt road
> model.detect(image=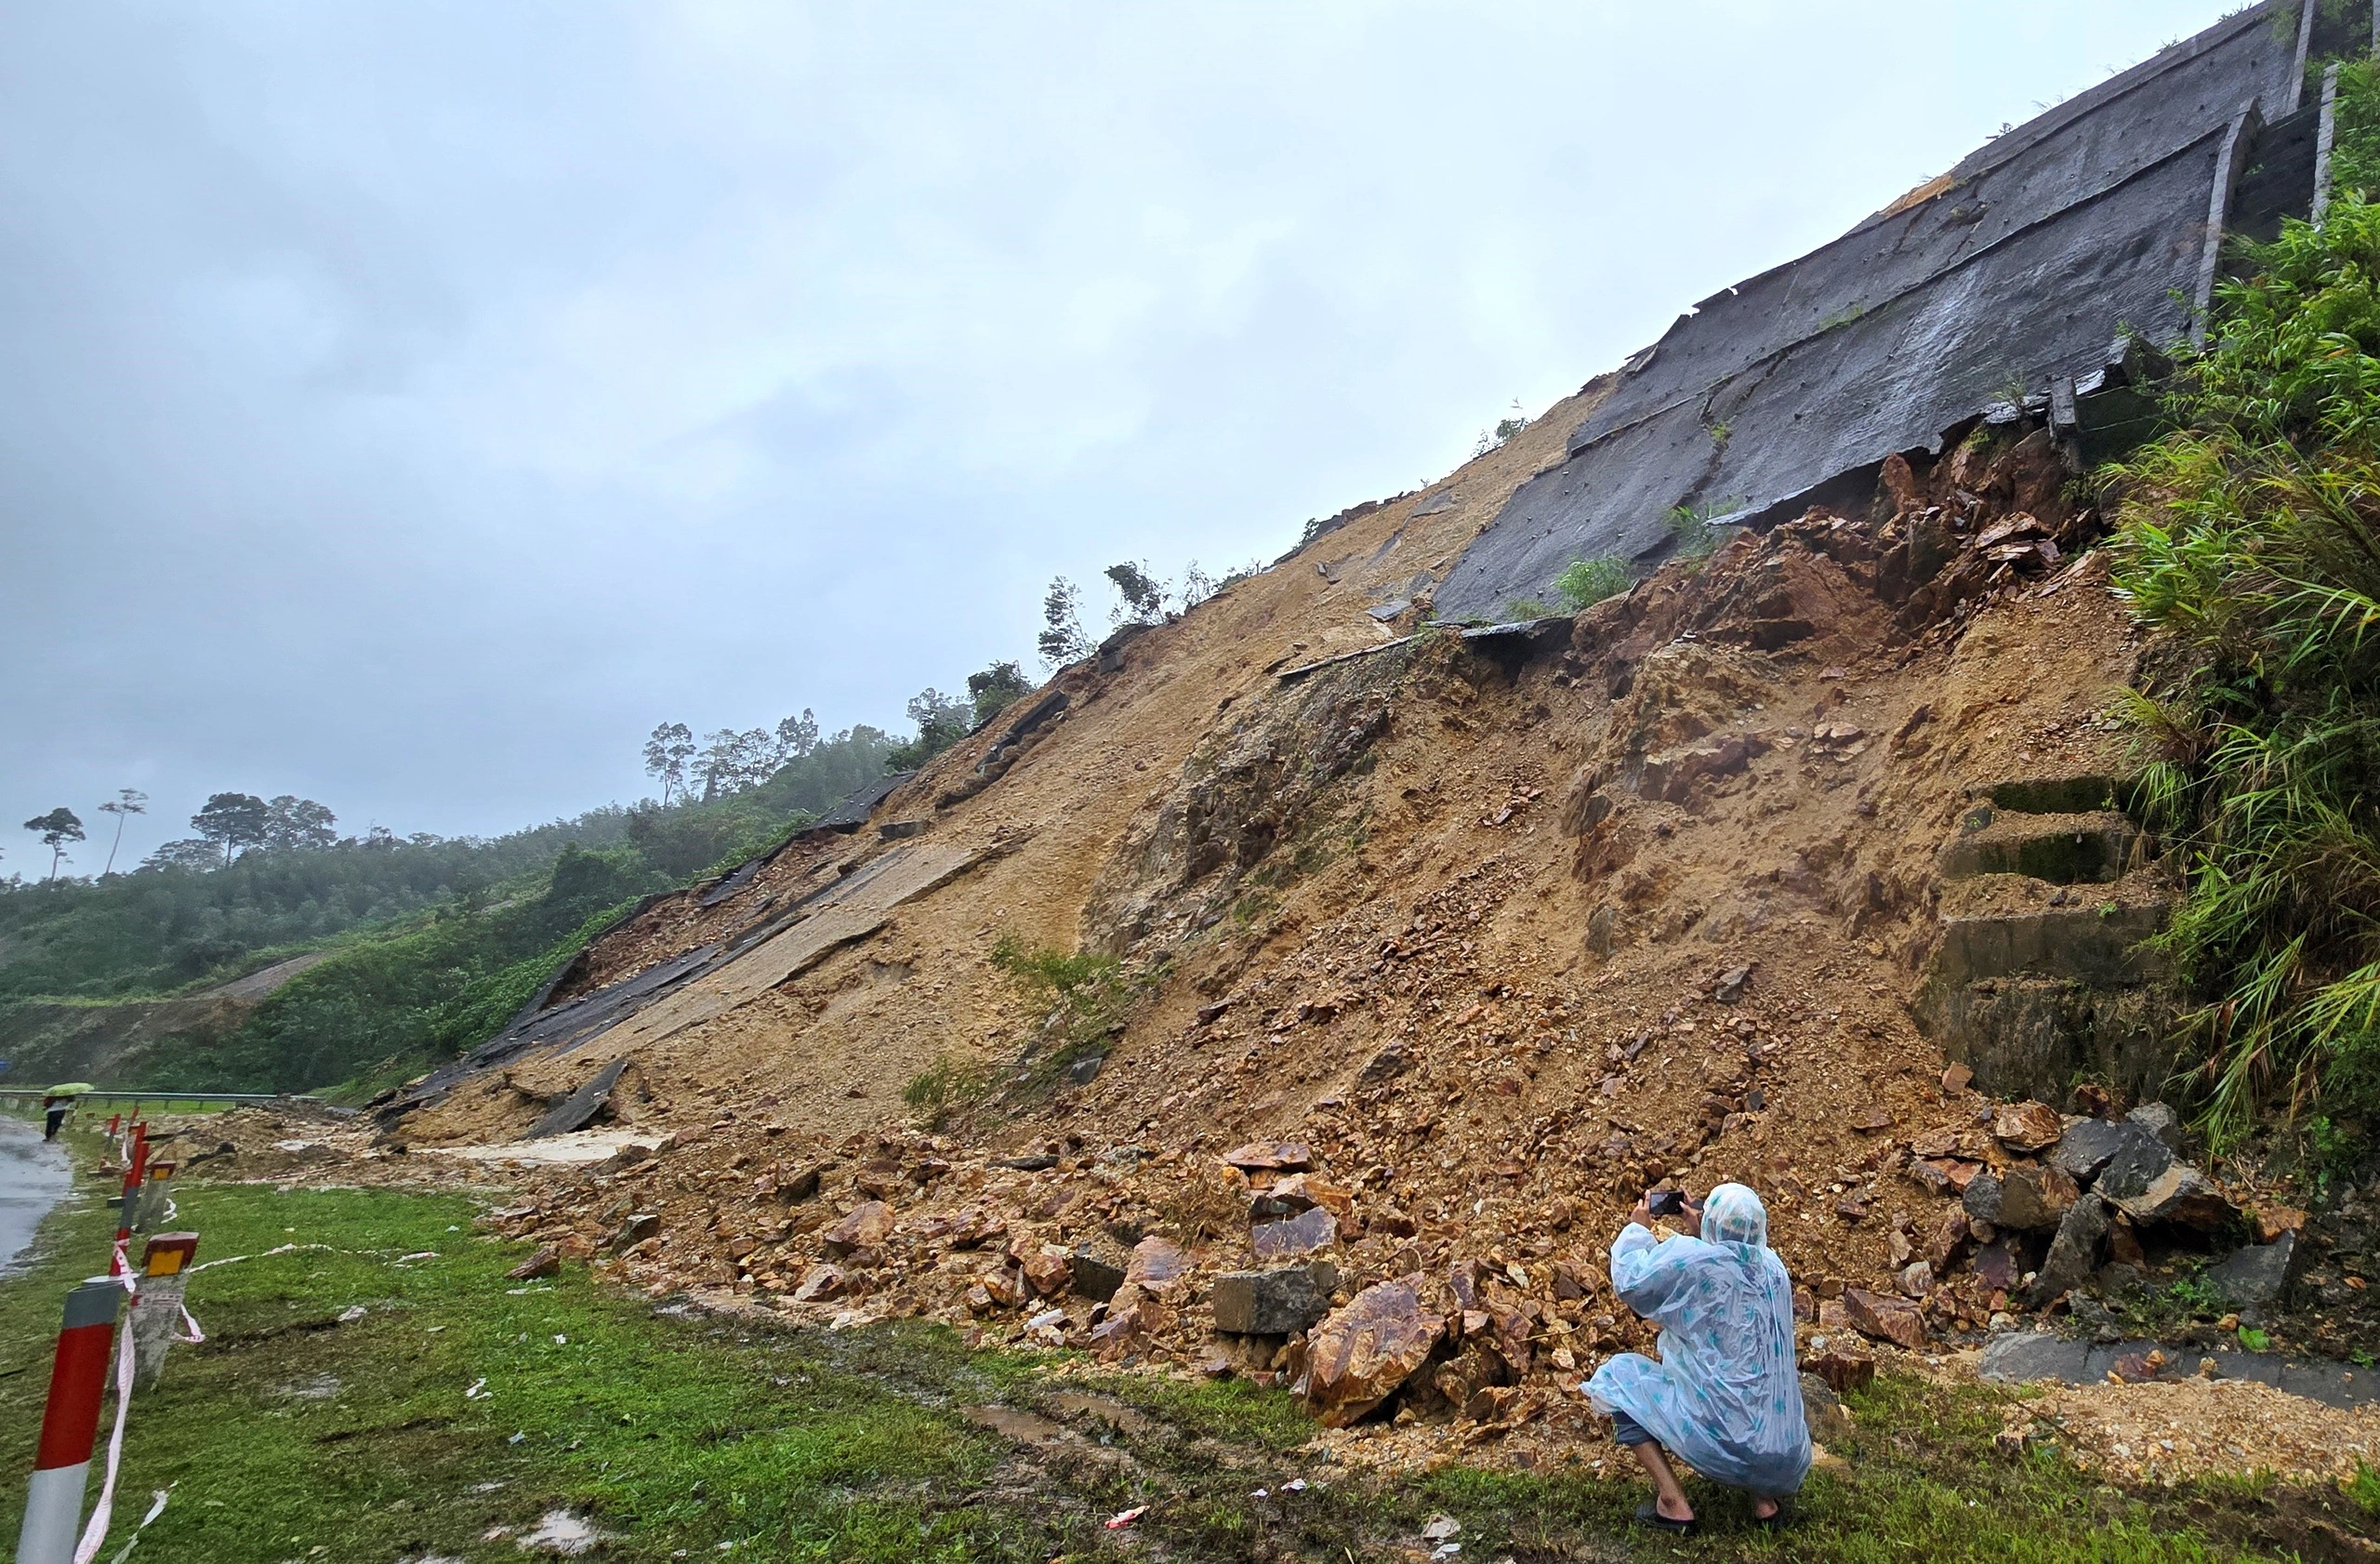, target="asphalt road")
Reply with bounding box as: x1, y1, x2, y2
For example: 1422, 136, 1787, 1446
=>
0, 1112, 74, 1277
